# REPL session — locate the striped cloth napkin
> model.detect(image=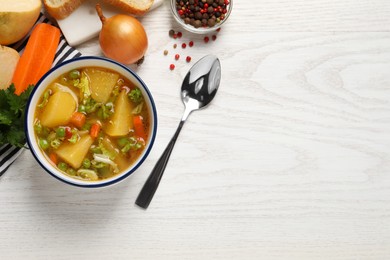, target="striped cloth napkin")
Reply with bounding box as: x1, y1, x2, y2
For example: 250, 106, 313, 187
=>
0, 13, 82, 177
